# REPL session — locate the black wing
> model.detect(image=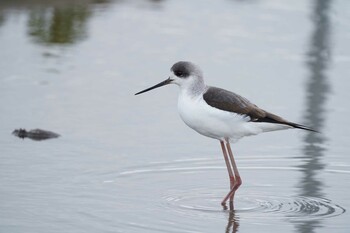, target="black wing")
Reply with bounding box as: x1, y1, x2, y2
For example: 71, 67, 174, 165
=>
203, 87, 317, 132
203, 87, 266, 119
